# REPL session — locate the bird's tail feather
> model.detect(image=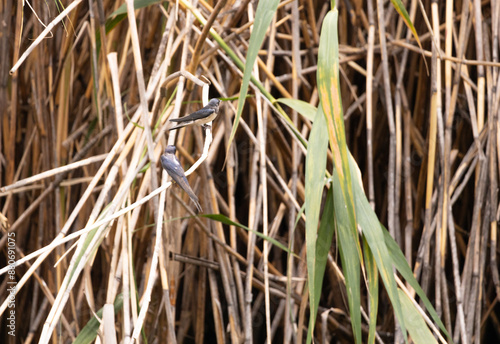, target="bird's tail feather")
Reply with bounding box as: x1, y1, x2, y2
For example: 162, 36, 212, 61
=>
192, 199, 203, 212
169, 117, 185, 123
174, 178, 203, 212
168, 122, 189, 131
188, 193, 203, 212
